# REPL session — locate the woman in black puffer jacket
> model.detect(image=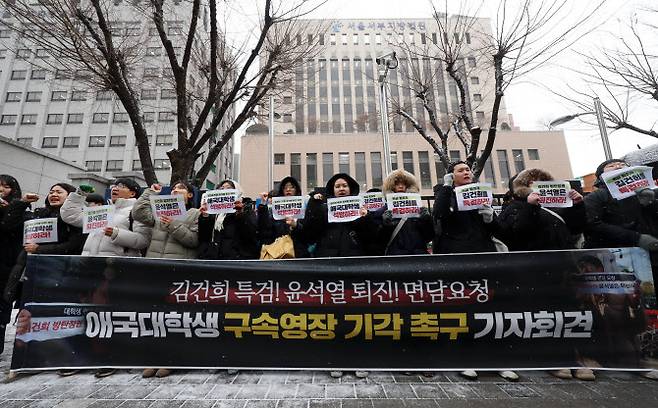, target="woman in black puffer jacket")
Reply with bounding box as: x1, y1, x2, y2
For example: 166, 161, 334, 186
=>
256, 176, 309, 258
496, 168, 585, 251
